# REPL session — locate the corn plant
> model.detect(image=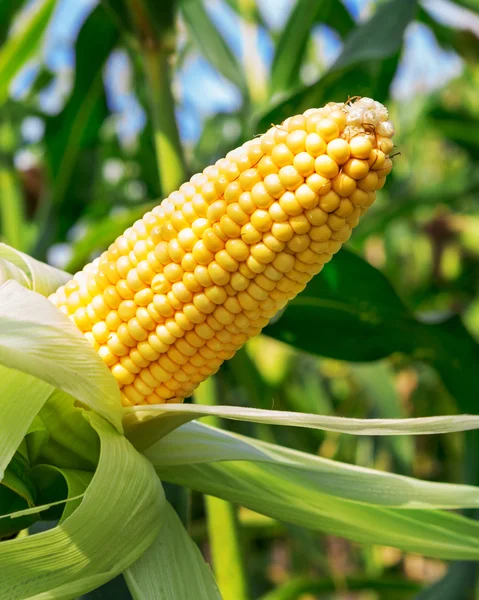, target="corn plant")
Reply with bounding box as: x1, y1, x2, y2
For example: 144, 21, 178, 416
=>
1, 0, 479, 598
